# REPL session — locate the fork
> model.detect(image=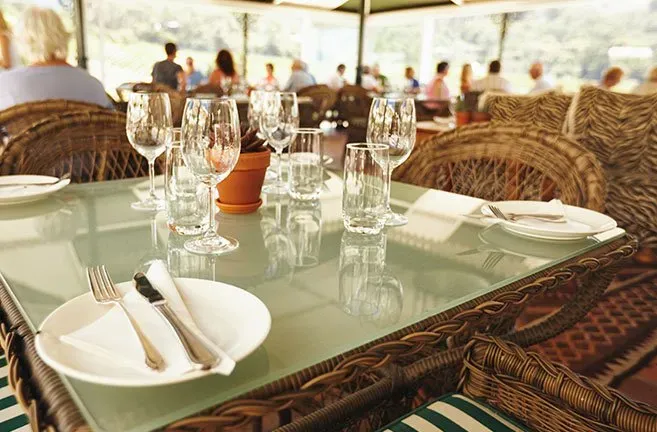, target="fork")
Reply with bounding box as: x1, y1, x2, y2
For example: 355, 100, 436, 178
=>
482, 252, 505, 271
488, 204, 566, 223
87, 266, 166, 371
